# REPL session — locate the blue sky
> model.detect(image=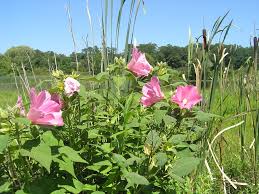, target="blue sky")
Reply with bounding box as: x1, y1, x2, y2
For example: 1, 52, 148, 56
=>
0, 0, 258, 55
